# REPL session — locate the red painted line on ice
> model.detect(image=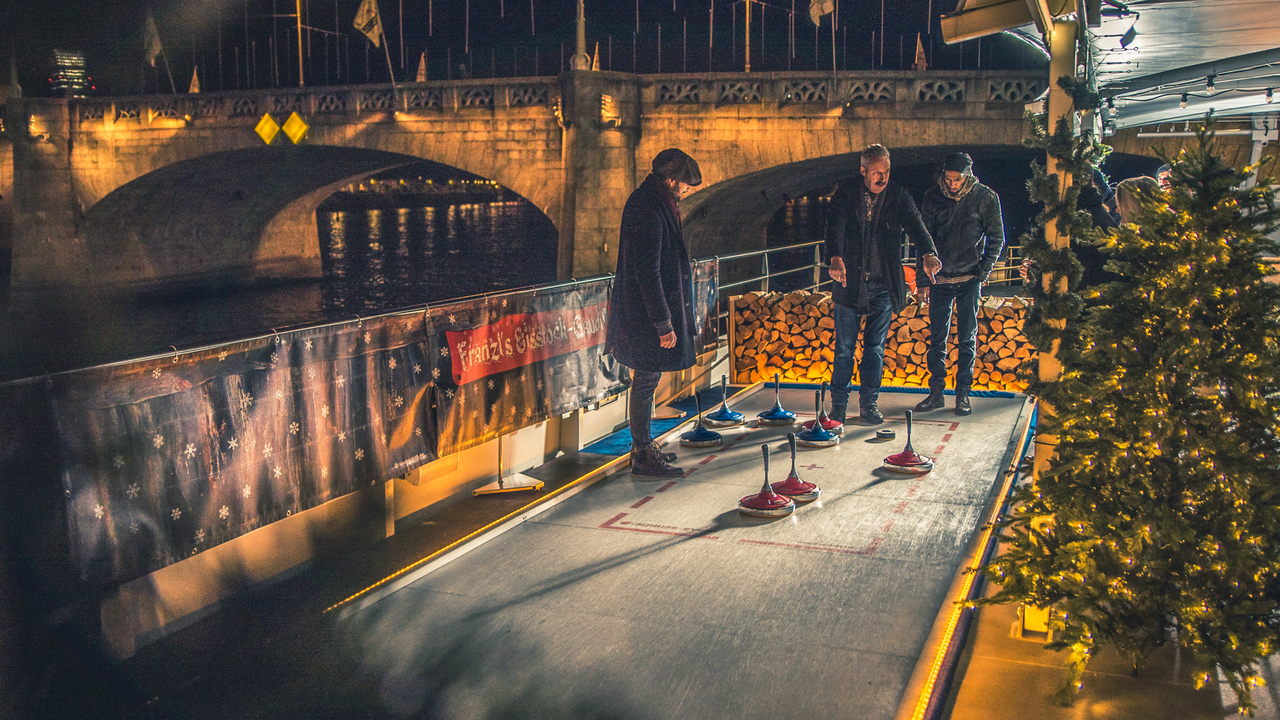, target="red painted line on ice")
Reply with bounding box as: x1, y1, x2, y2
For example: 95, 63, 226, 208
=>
942, 433, 953, 442
934, 445, 946, 455
800, 463, 824, 471
882, 519, 896, 533
655, 481, 678, 493
630, 496, 654, 509
699, 455, 717, 465
893, 501, 910, 514
739, 536, 882, 556
599, 513, 719, 539
682, 468, 699, 478
905, 485, 920, 498
721, 443, 737, 451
